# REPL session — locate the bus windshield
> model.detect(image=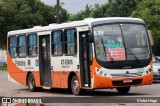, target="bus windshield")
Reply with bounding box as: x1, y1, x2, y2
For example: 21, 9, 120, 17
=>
93, 24, 150, 62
